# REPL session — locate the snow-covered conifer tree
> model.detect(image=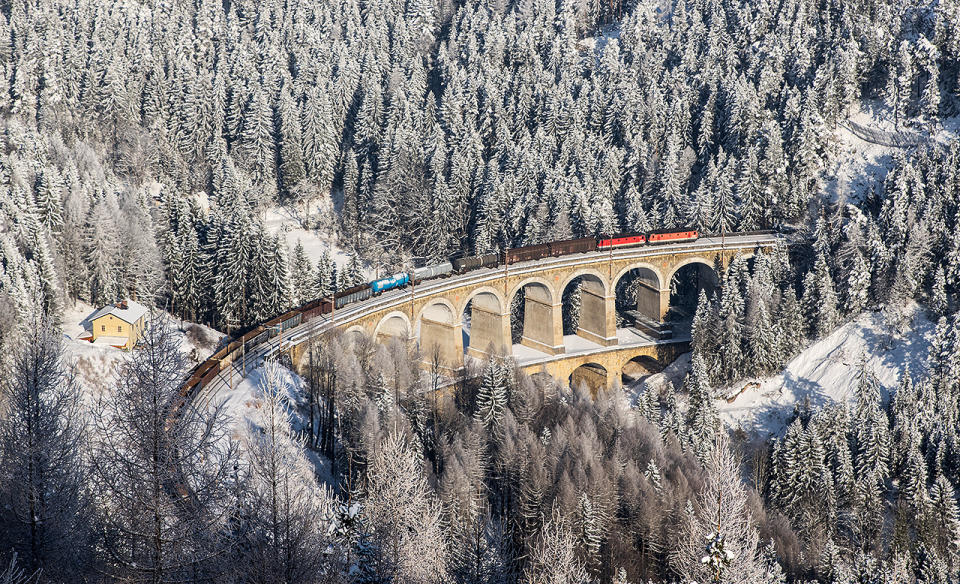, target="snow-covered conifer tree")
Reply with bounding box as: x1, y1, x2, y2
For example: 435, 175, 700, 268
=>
83, 198, 120, 305
916, 36, 941, 123
802, 253, 839, 338
277, 86, 306, 199
686, 352, 719, 459
290, 240, 317, 305
475, 359, 508, 436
